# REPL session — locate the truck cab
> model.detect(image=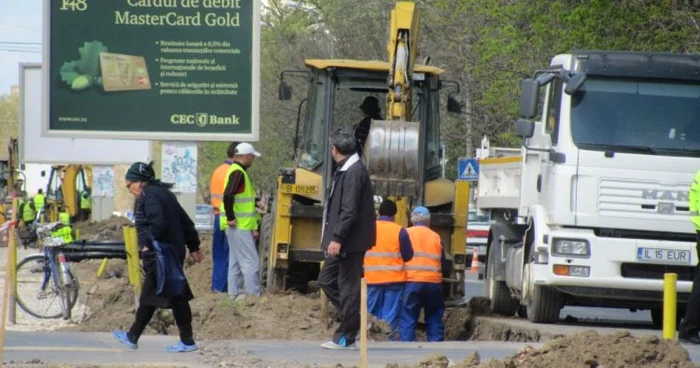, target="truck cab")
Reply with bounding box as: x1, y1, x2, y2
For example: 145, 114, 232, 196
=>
480, 50, 700, 325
